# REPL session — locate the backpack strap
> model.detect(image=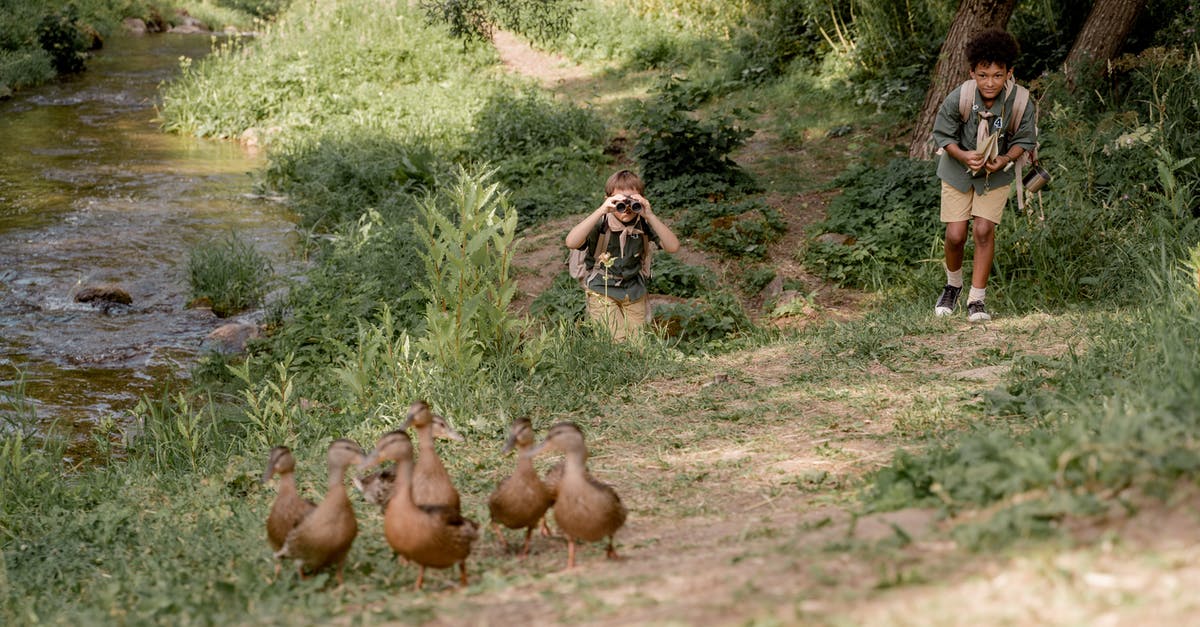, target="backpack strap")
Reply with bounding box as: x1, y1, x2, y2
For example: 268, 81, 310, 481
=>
958, 79, 975, 122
